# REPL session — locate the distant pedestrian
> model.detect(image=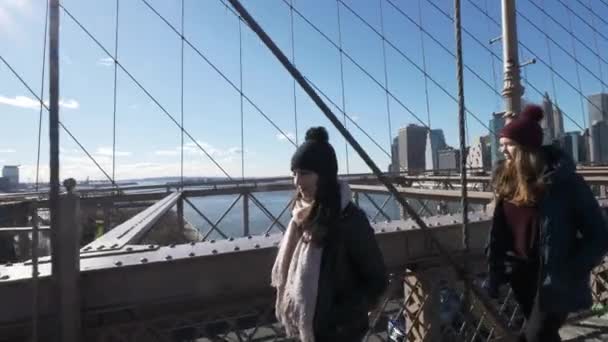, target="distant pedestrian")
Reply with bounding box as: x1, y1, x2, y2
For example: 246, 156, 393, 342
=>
271, 126, 388, 342
484, 104, 608, 341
